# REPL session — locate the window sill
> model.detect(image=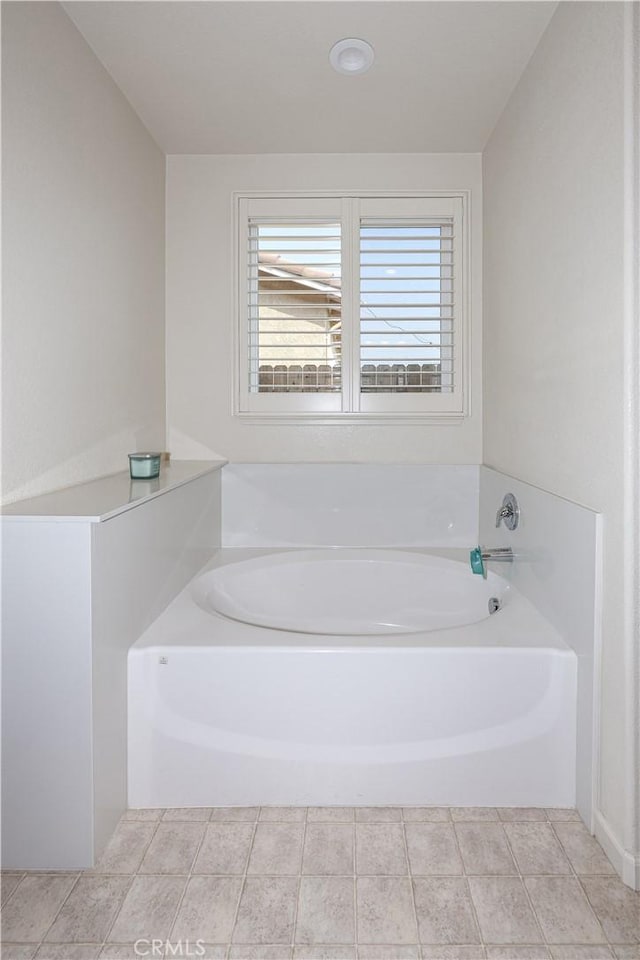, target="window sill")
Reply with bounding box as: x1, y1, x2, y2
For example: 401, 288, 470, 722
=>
235, 412, 466, 426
